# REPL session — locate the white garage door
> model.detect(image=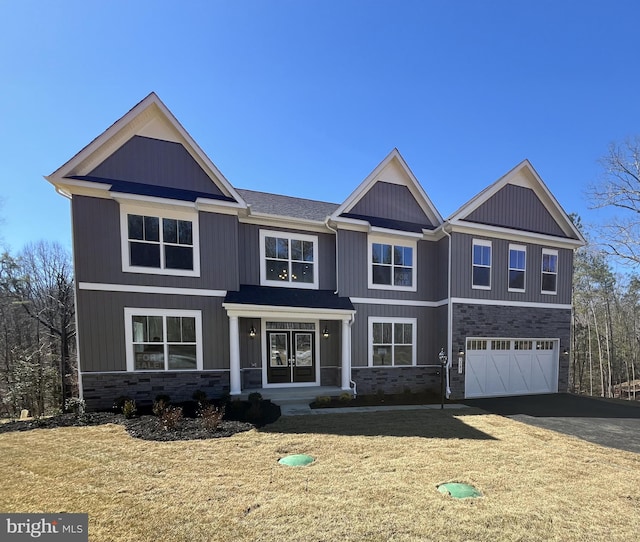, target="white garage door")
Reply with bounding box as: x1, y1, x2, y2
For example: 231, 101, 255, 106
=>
465, 338, 559, 398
